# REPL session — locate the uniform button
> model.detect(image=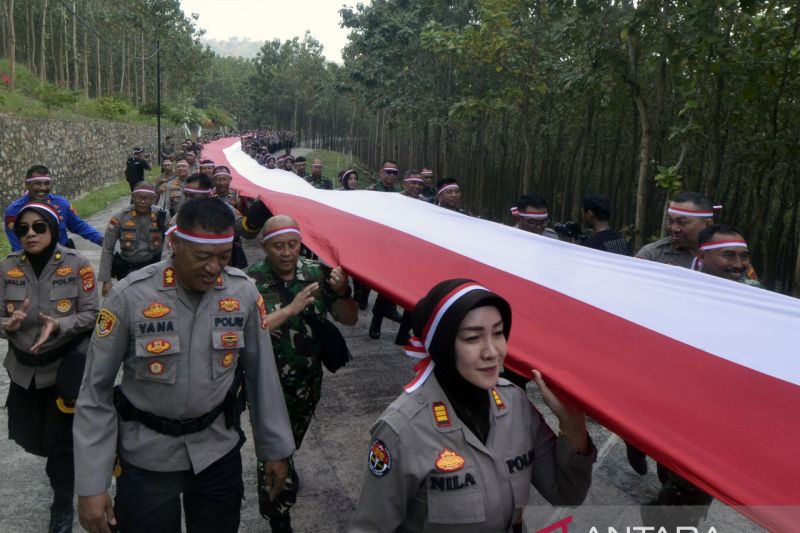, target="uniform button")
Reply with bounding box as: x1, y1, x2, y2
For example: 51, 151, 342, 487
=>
416, 397, 424, 405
